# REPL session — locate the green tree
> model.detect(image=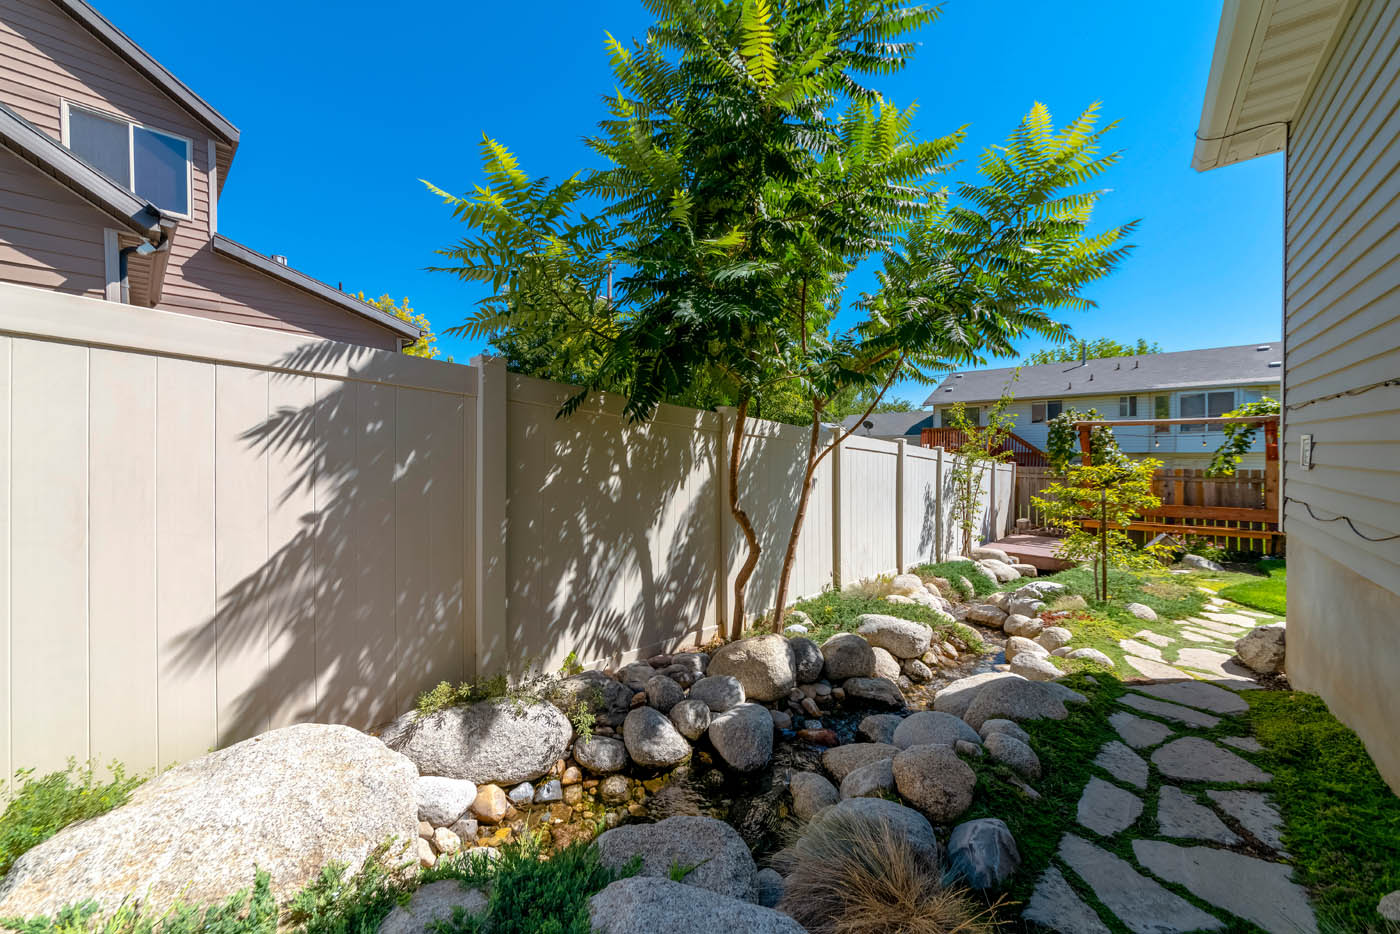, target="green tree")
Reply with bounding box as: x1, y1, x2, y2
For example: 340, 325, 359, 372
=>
944, 395, 1016, 556
1033, 458, 1171, 601
1024, 336, 1161, 365
357, 293, 442, 359
1206, 397, 1279, 477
